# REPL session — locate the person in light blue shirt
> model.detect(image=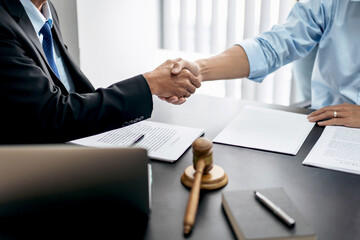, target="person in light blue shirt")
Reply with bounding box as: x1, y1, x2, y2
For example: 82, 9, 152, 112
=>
292, 45, 317, 104
168, 0, 360, 128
